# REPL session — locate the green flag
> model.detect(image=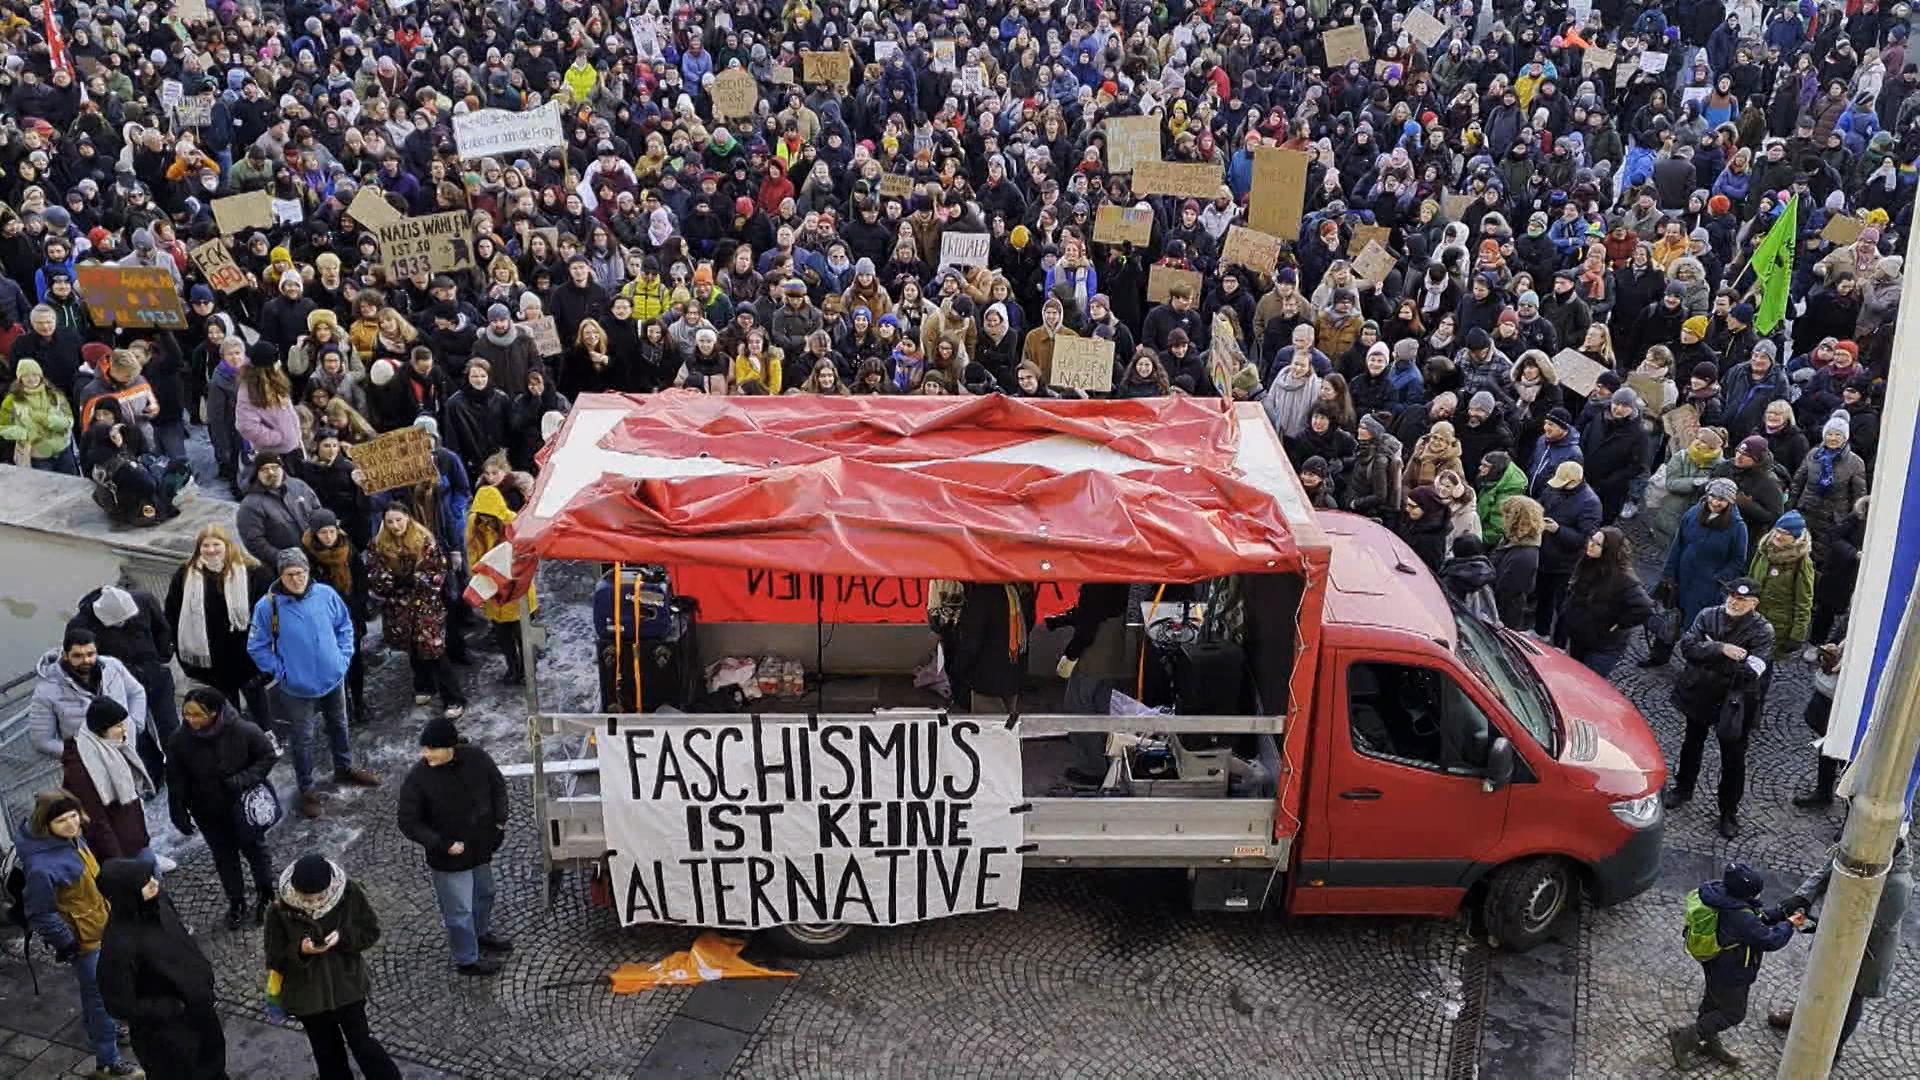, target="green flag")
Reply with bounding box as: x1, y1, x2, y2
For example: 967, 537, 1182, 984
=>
1749, 194, 1799, 335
